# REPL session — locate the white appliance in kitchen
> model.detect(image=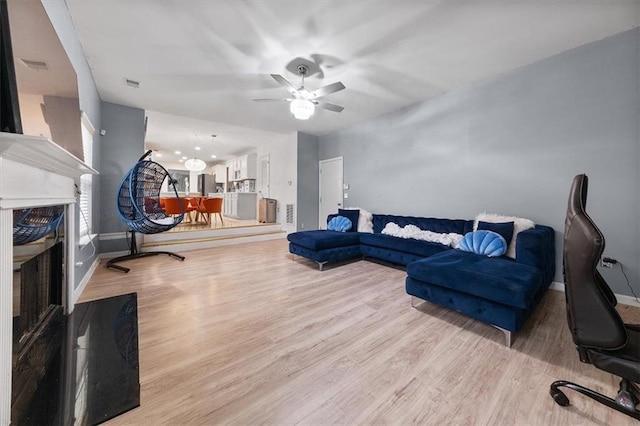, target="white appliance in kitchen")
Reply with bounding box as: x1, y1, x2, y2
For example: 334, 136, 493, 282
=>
242, 180, 256, 192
